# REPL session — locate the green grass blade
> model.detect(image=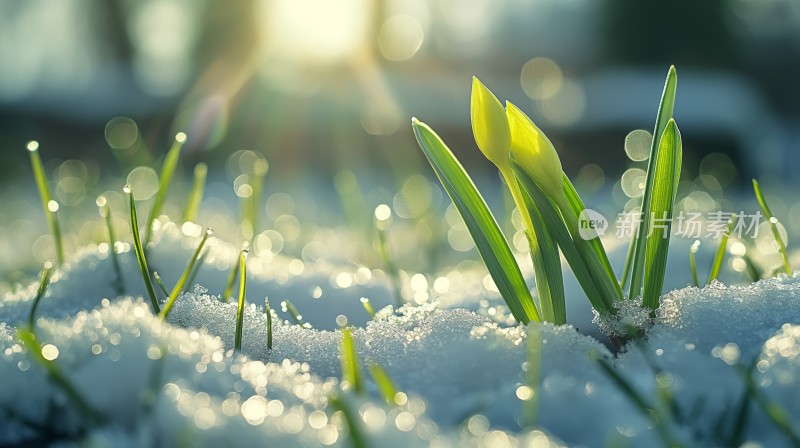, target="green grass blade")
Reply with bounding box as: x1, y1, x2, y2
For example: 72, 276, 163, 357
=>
185, 249, 208, 293
562, 175, 620, 297
329, 394, 368, 448
514, 164, 612, 314
27, 142, 65, 266
752, 179, 792, 275
498, 167, 560, 323
243, 157, 268, 240
126, 185, 160, 313
526, 206, 565, 324
182, 162, 207, 223
374, 207, 403, 307
360, 297, 376, 319
561, 178, 624, 306
629, 66, 678, 300
234, 250, 247, 351
145, 133, 186, 246
368, 362, 398, 406
222, 259, 241, 302
159, 229, 213, 319
620, 232, 636, 289
341, 328, 365, 395
27, 261, 54, 330
265, 298, 273, 350
17, 329, 103, 424
340, 327, 365, 394
642, 120, 681, 309
98, 196, 125, 295
690, 240, 701, 287
281, 299, 305, 326
412, 118, 540, 324
153, 272, 170, 297
743, 252, 763, 282
708, 214, 736, 284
